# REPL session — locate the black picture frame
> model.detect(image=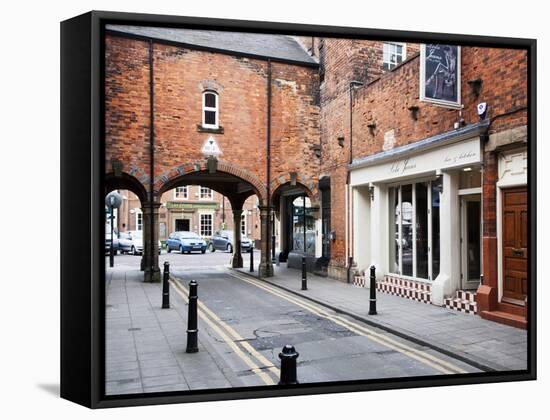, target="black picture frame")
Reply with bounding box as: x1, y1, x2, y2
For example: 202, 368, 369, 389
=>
420, 44, 461, 108
60, 10, 537, 409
